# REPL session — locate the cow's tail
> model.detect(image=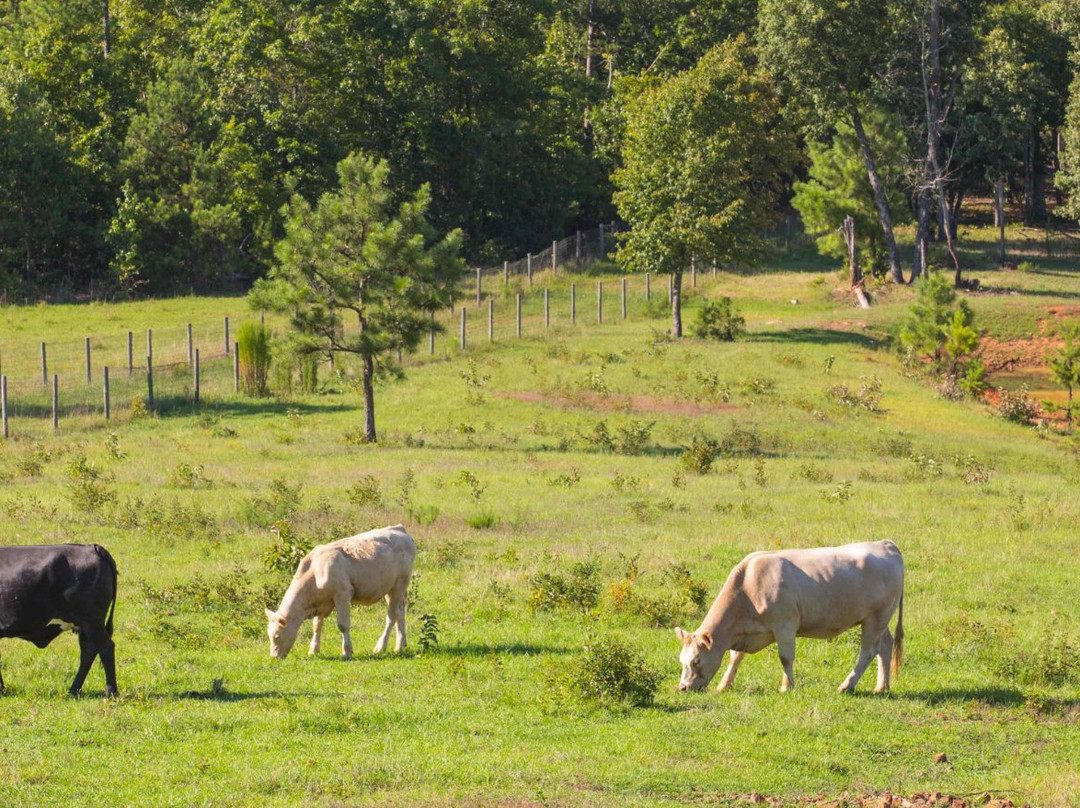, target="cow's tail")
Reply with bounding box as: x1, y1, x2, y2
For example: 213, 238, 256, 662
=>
94, 545, 119, 637
891, 590, 904, 681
